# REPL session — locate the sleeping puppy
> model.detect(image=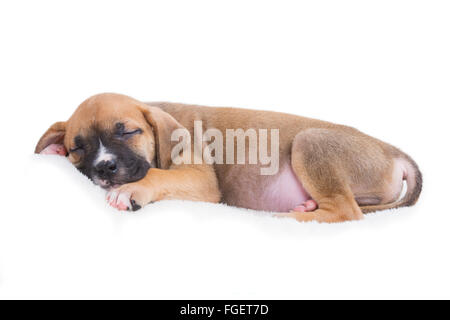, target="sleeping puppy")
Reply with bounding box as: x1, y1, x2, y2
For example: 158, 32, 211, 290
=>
35, 93, 422, 223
